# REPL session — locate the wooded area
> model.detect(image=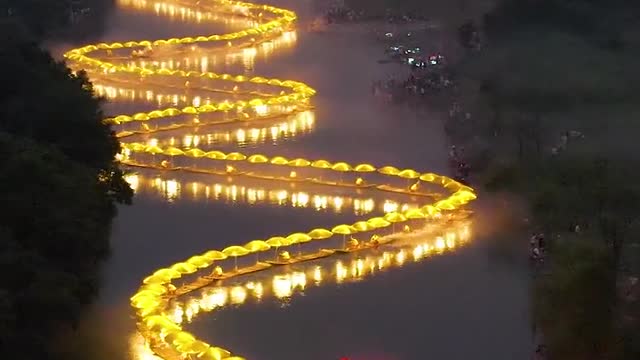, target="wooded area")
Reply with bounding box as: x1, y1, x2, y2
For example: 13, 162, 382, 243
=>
0, 16, 131, 358
456, 1, 640, 358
